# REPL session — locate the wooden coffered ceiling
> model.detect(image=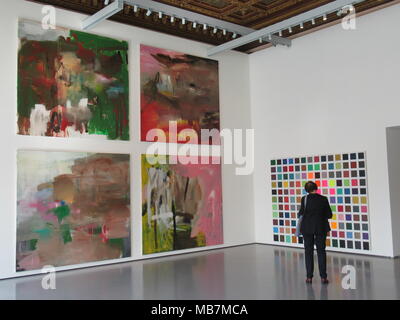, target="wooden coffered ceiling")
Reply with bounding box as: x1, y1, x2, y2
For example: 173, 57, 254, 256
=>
27, 0, 399, 53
